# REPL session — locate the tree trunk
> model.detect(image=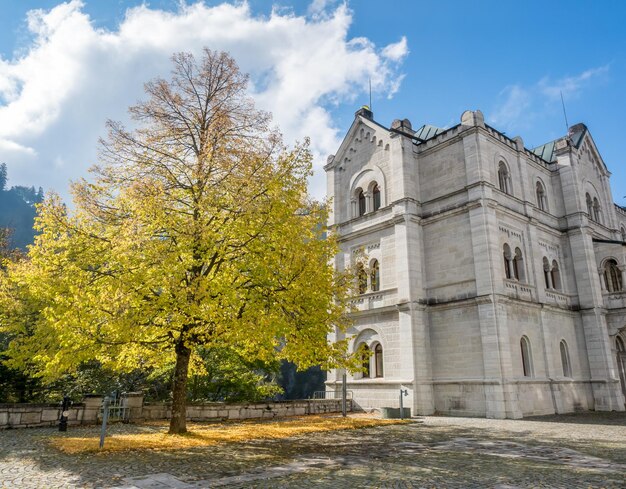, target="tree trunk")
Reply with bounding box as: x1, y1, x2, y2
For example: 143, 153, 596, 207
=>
168, 341, 191, 434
